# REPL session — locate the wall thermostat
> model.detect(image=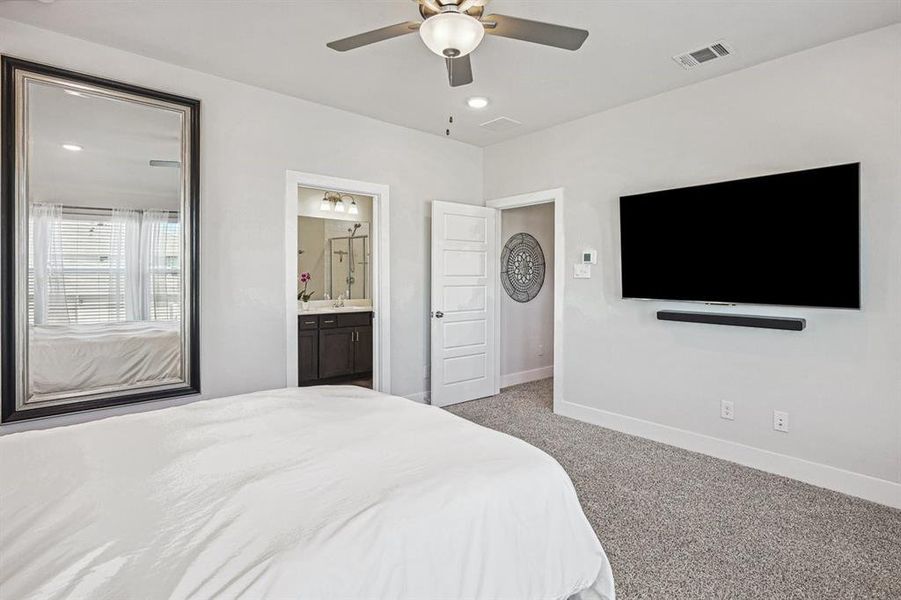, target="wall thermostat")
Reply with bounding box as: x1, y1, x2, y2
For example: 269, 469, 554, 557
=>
581, 249, 597, 264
